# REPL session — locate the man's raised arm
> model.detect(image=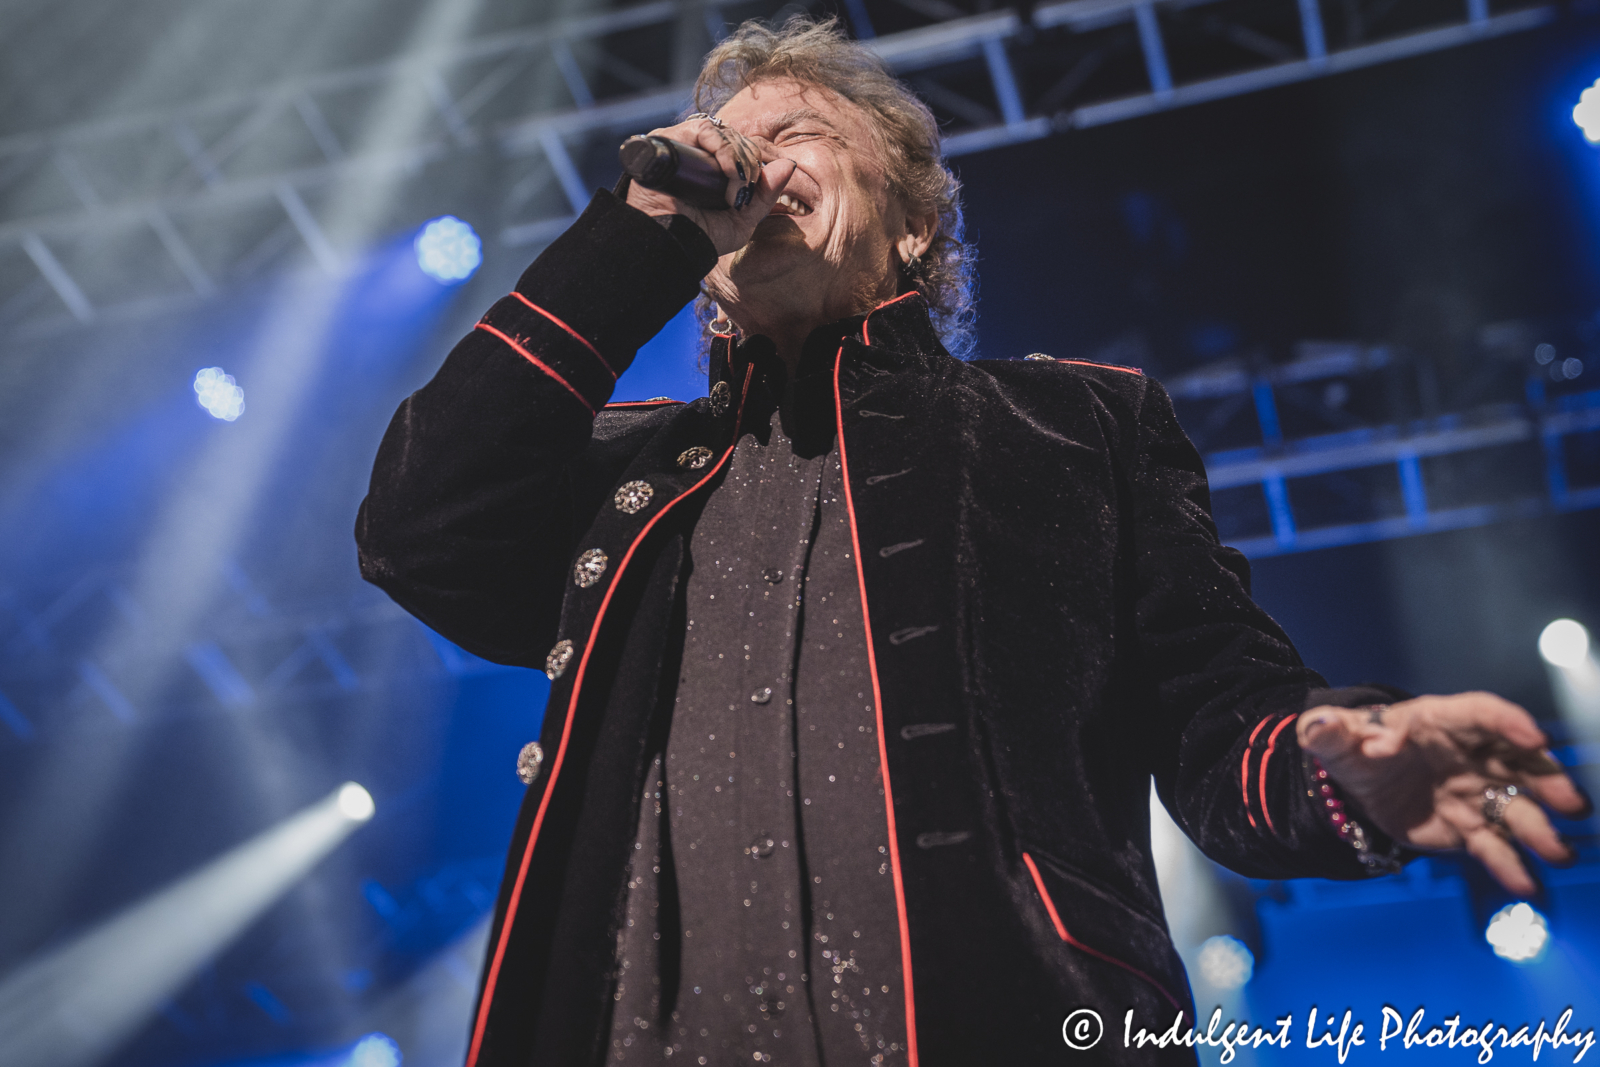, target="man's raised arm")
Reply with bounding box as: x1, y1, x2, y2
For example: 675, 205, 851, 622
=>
354, 190, 717, 666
